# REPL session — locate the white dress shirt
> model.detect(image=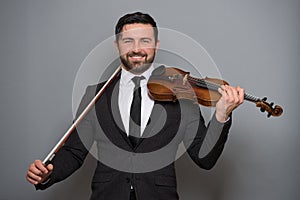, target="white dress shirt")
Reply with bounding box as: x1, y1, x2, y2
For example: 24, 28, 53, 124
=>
118, 66, 155, 136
